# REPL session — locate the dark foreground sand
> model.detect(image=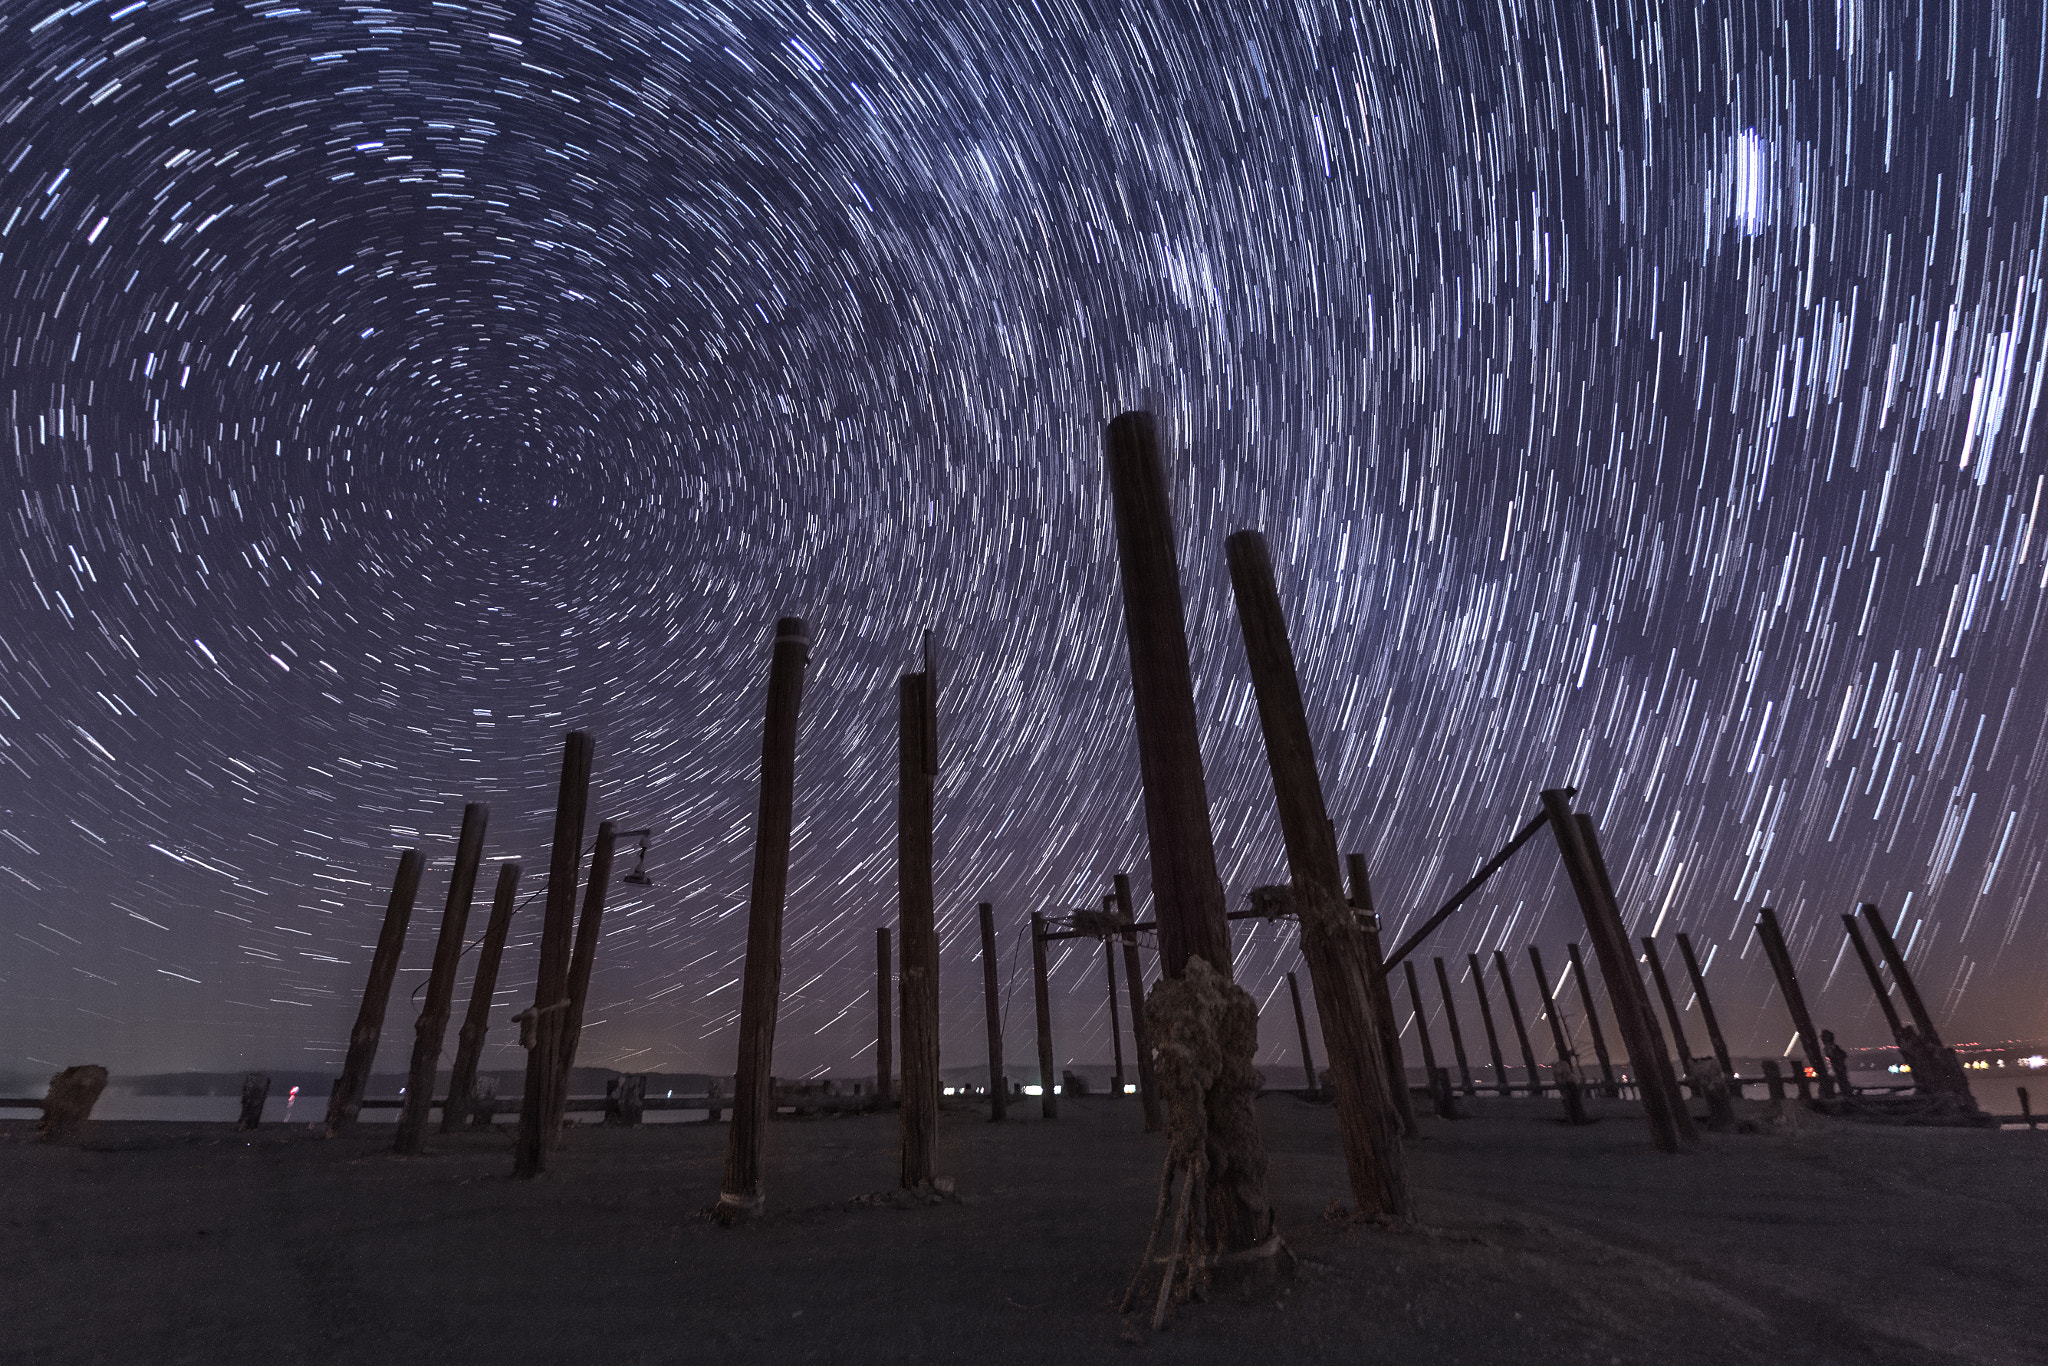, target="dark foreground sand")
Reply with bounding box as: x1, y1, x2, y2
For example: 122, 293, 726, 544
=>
3, 1093, 2041, 1365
